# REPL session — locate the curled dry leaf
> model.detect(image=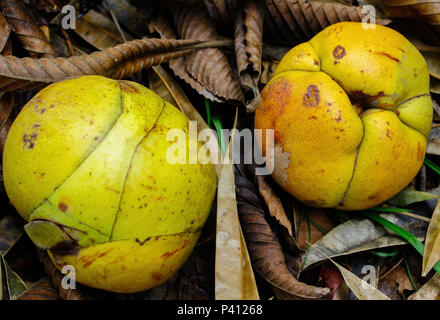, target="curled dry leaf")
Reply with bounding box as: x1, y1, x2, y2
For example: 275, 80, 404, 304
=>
263, 0, 391, 44
257, 175, 293, 237
381, 0, 440, 33
0, 38, 230, 93
169, 2, 244, 103
234, 0, 264, 111
378, 263, 414, 298
0, 0, 56, 58
17, 277, 59, 300
301, 214, 428, 270
409, 273, 440, 300
423, 199, 440, 276
236, 165, 330, 299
